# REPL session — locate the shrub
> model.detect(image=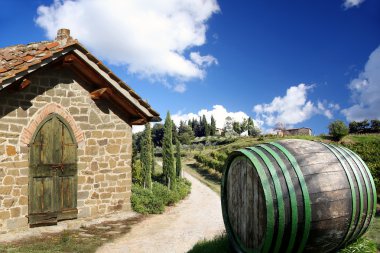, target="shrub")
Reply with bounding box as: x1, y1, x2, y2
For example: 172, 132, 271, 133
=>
342, 139, 380, 199
328, 120, 349, 141
194, 153, 224, 172
131, 179, 191, 214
